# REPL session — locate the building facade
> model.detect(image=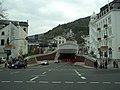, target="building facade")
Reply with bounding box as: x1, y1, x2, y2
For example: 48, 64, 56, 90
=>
0, 20, 28, 58
89, 0, 120, 59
